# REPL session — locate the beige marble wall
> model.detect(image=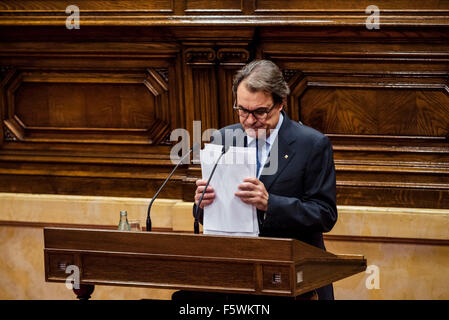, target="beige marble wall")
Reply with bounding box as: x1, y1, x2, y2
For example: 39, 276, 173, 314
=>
327, 207, 449, 299
0, 225, 175, 300
326, 240, 449, 299
0, 193, 448, 300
